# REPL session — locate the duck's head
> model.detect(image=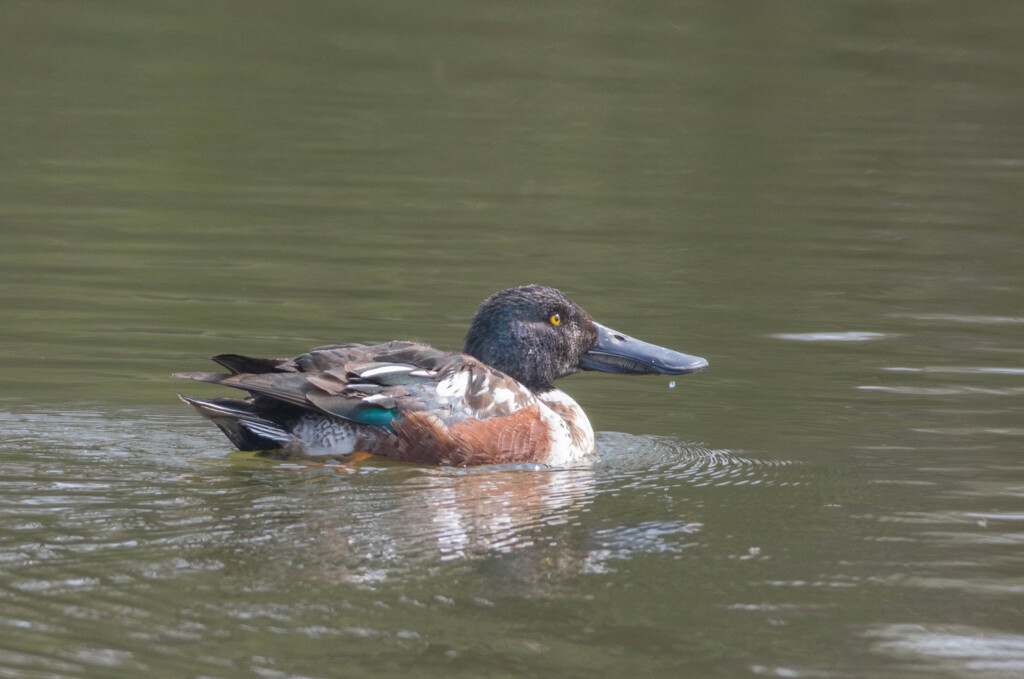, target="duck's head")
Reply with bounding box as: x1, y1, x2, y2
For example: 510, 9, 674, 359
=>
463, 285, 708, 391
